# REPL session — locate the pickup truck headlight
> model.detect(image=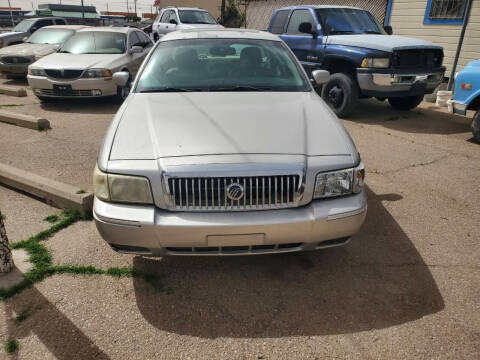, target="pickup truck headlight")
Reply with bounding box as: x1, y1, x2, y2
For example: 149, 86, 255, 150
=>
93, 165, 153, 204
28, 68, 46, 76
361, 57, 390, 68
82, 69, 112, 78
314, 162, 365, 199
